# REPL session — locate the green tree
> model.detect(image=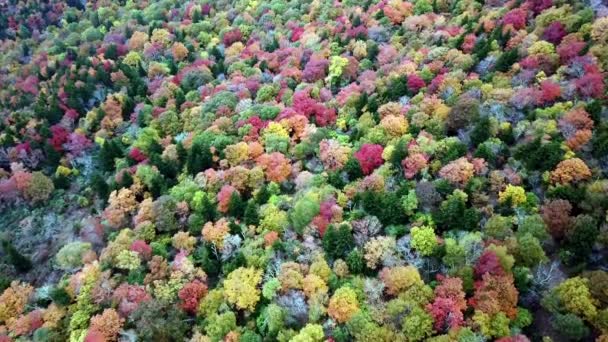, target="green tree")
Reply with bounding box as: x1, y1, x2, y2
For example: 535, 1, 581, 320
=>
244, 200, 260, 226
494, 49, 518, 72
323, 224, 355, 260
291, 196, 320, 233
551, 313, 590, 341
516, 234, 547, 267
1, 240, 32, 272
228, 191, 246, 219
98, 139, 124, 172
187, 138, 213, 175
402, 306, 434, 341
434, 190, 480, 232
410, 225, 438, 256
